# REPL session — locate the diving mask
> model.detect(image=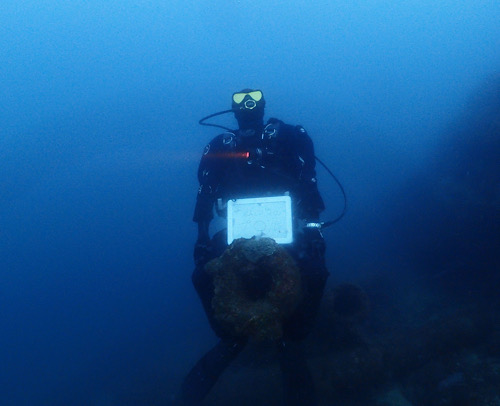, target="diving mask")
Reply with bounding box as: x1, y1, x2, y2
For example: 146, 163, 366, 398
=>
232, 90, 263, 105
